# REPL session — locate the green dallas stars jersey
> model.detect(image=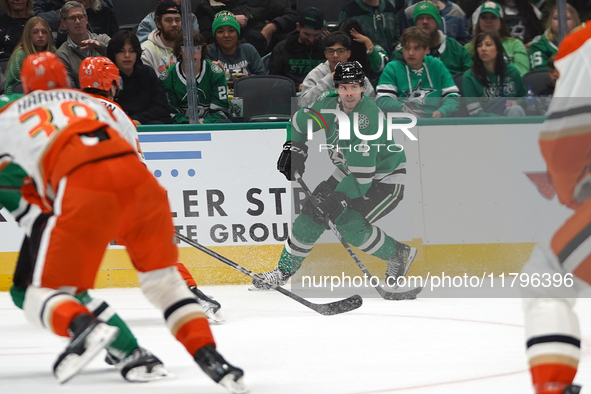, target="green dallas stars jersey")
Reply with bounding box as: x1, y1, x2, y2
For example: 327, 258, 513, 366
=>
375, 55, 460, 117
529, 34, 558, 71
288, 91, 406, 200
162, 60, 230, 124
0, 94, 26, 213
